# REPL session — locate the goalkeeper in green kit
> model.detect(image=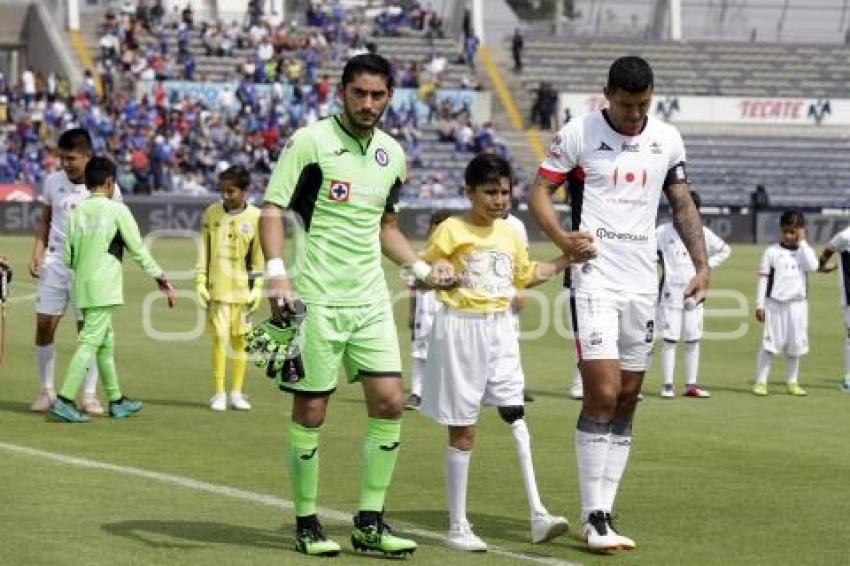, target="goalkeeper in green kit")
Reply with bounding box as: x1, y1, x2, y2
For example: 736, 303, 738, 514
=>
251, 53, 454, 558
49, 156, 176, 423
